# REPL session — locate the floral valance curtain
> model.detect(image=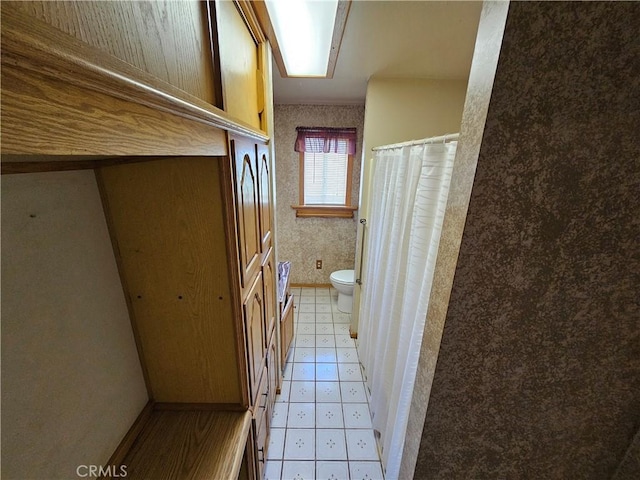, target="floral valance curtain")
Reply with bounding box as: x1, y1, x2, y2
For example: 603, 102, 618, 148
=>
294, 127, 357, 155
